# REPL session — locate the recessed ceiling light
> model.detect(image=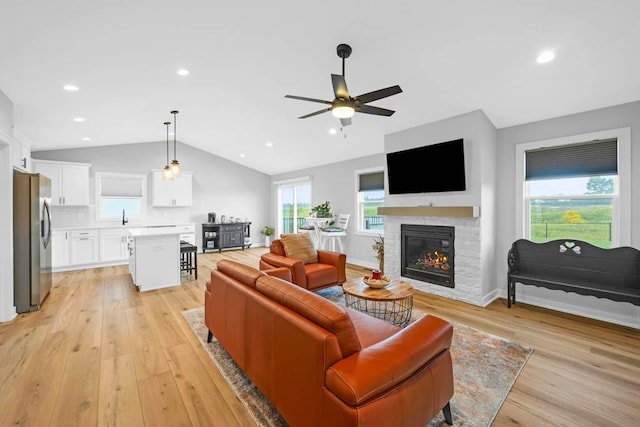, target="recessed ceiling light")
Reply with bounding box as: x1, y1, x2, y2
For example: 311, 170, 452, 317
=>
177, 69, 190, 76
81, 137, 91, 141
73, 117, 85, 122
266, 142, 273, 148
329, 128, 337, 135
240, 153, 246, 158
536, 50, 555, 64
63, 84, 79, 92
